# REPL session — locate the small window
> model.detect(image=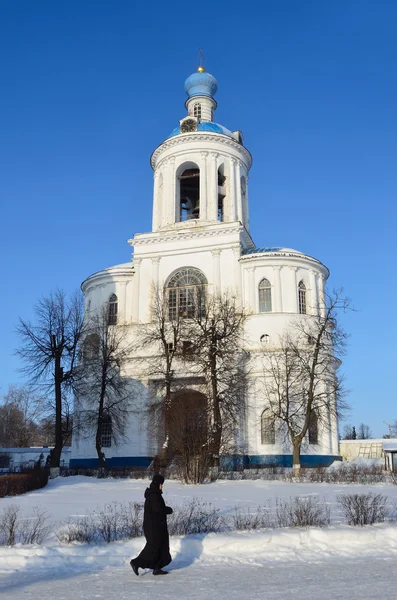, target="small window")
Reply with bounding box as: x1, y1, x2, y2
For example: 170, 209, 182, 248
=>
260, 334, 270, 345
308, 412, 318, 445
166, 342, 174, 353
0, 454, 10, 469
108, 294, 118, 325
259, 279, 272, 313
193, 103, 202, 119
100, 414, 112, 448
261, 410, 275, 444
182, 340, 194, 358
298, 281, 307, 314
